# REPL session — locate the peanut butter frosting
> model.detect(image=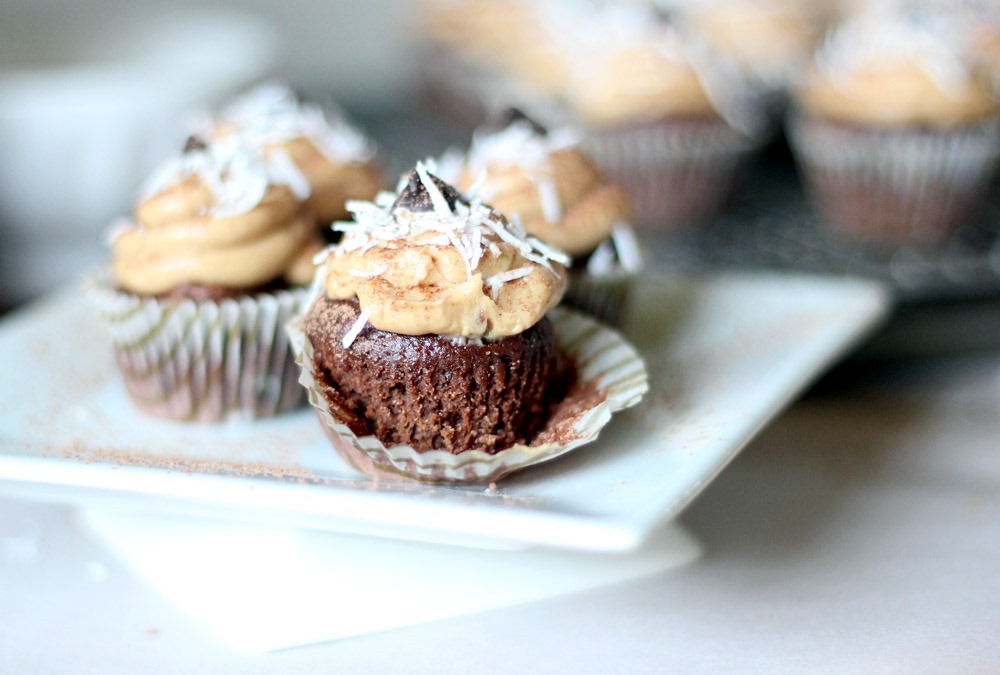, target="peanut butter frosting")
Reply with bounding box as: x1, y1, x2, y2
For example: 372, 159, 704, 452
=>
202, 83, 382, 220
453, 114, 630, 257
321, 164, 569, 341
559, 4, 763, 135
112, 138, 324, 295
683, 0, 823, 88
796, 11, 999, 128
